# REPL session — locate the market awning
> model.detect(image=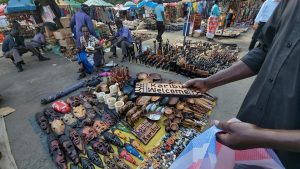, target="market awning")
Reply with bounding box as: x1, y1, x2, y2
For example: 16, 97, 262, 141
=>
56, 0, 81, 8
113, 4, 130, 11
124, 1, 136, 7
84, 0, 114, 7
137, 0, 157, 9
6, 0, 36, 14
